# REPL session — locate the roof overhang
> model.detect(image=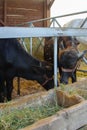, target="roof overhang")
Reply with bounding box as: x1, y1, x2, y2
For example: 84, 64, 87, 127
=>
48, 0, 55, 9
